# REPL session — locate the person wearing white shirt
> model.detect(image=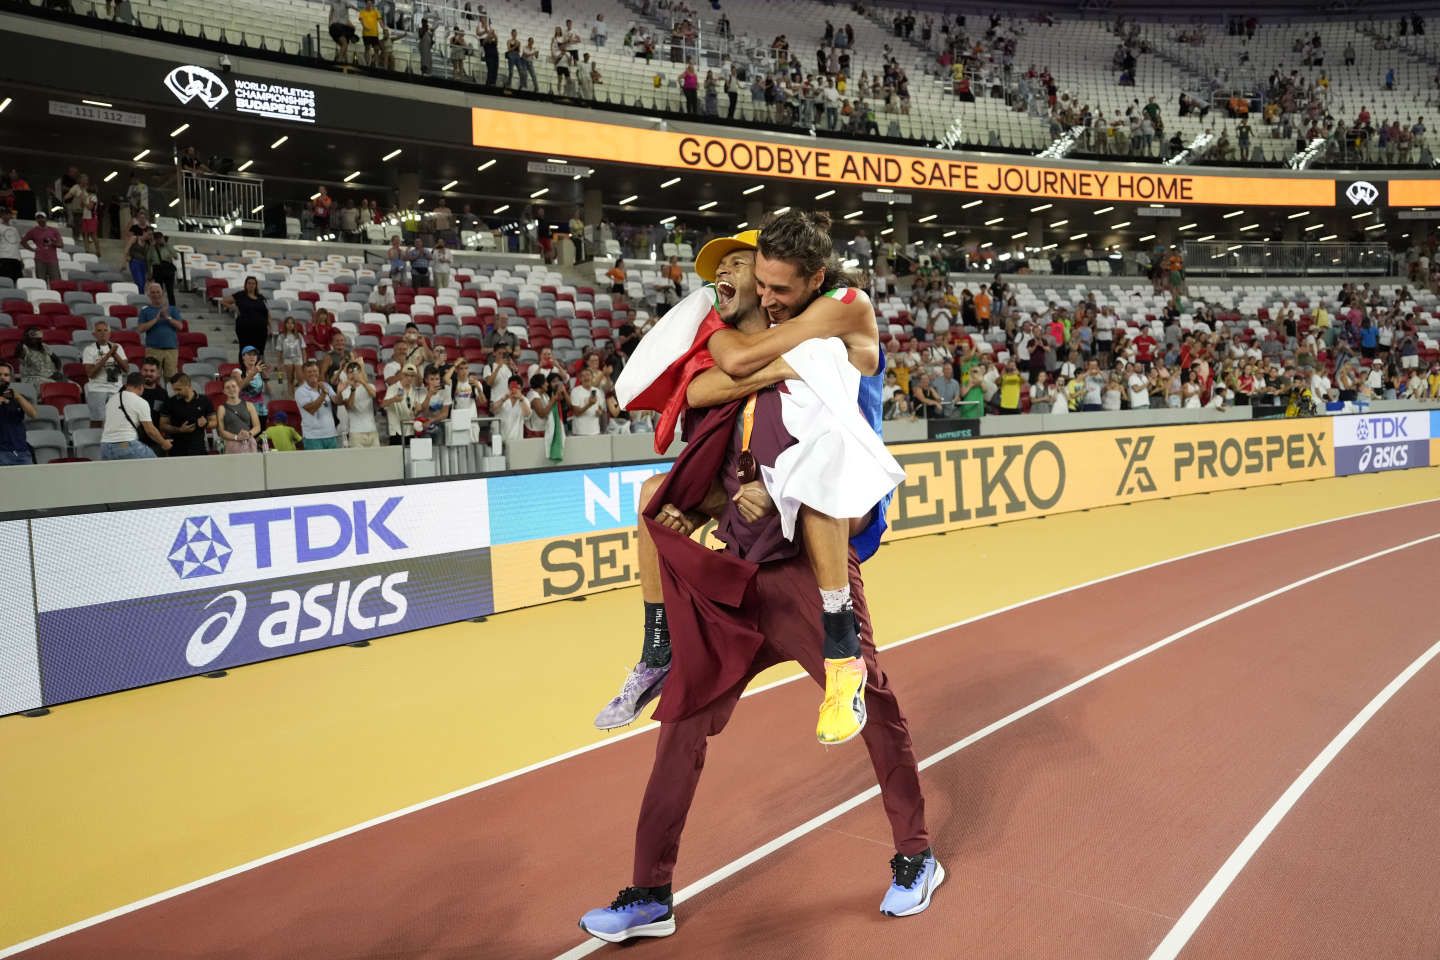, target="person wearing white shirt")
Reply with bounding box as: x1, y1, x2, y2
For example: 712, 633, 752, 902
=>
100, 373, 170, 458
1126, 363, 1150, 409
432, 240, 454, 290
482, 343, 515, 408
81, 320, 130, 422
569, 368, 603, 436
338, 361, 379, 446
592, 12, 607, 46
368, 280, 397, 315
524, 375, 553, 436
0, 207, 21, 283
496, 375, 527, 447
1094, 310, 1114, 360
294, 360, 340, 448
1049, 376, 1069, 414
